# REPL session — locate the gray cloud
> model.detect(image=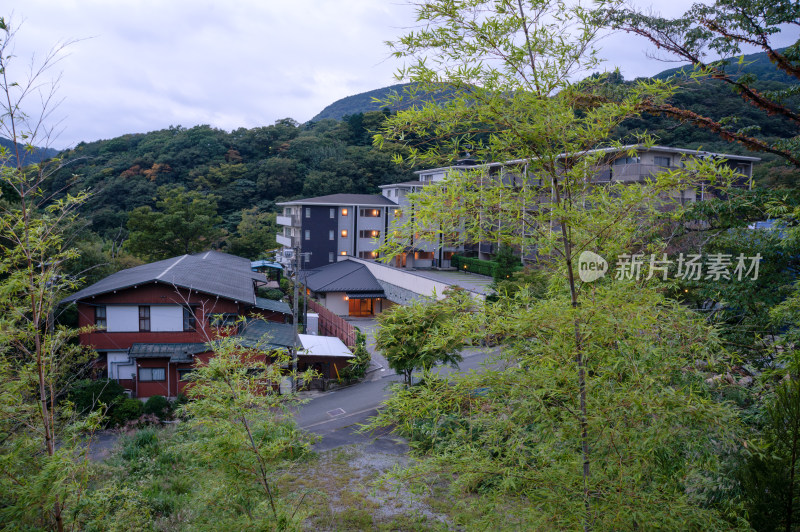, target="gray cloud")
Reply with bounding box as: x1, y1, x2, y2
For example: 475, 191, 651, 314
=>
3, 1, 797, 149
